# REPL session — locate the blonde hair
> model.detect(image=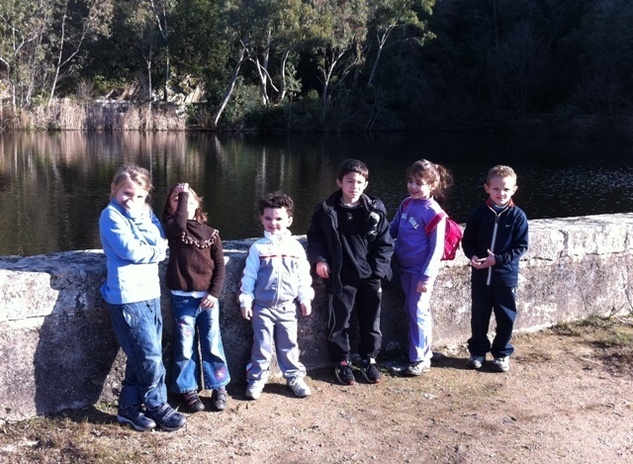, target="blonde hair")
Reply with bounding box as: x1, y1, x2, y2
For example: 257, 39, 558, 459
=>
110, 165, 153, 199
486, 165, 517, 184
